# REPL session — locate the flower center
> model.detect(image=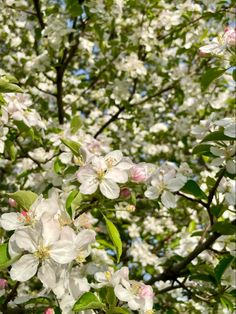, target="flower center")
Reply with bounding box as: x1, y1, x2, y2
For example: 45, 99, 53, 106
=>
97, 169, 105, 180
76, 251, 86, 264
105, 271, 112, 281
131, 282, 141, 295
34, 245, 50, 260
